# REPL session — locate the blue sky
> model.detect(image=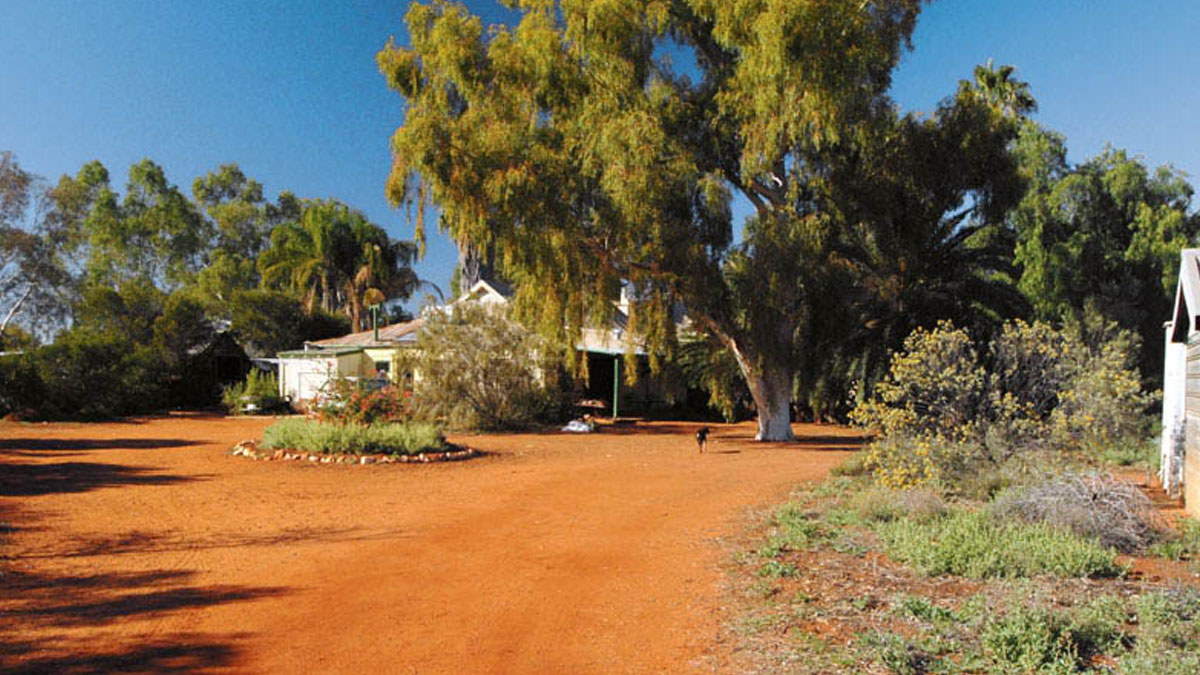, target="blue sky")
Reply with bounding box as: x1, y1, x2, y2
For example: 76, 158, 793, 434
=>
3, 1, 1199, 308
